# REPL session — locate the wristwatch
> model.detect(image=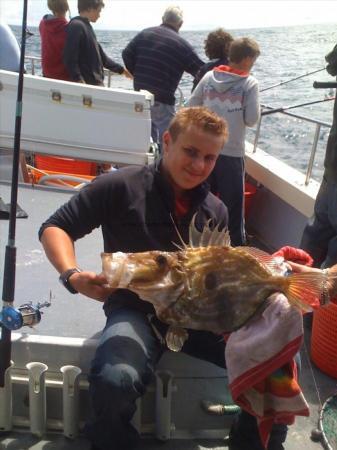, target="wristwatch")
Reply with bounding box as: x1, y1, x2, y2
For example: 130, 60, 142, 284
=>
59, 268, 82, 294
